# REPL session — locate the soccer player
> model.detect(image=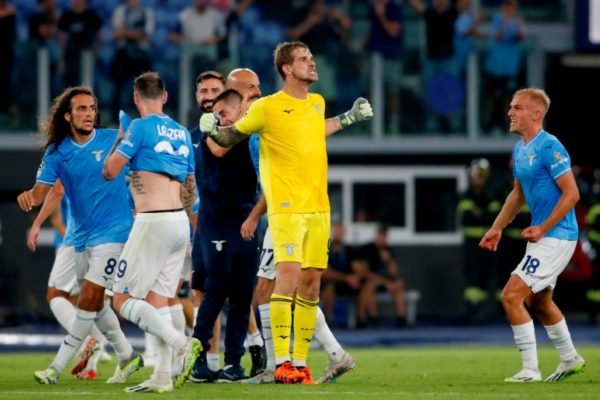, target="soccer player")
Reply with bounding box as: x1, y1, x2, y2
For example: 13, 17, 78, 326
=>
17, 86, 143, 385
103, 72, 201, 393
191, 88, 260, 383
480, 88, 585, 383
200, 41, 373, 384
27, 183, 111, 380
244, 226, 356, 384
